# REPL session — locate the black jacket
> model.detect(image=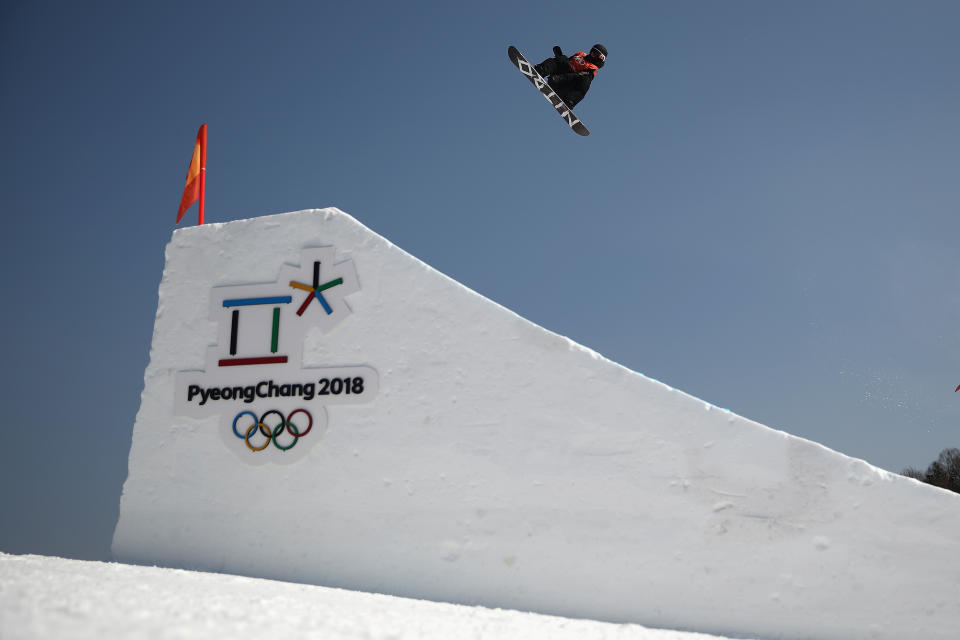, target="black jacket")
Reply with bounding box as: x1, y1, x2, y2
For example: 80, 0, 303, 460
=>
546, 70, 593, 108
535, 49, 598, 108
